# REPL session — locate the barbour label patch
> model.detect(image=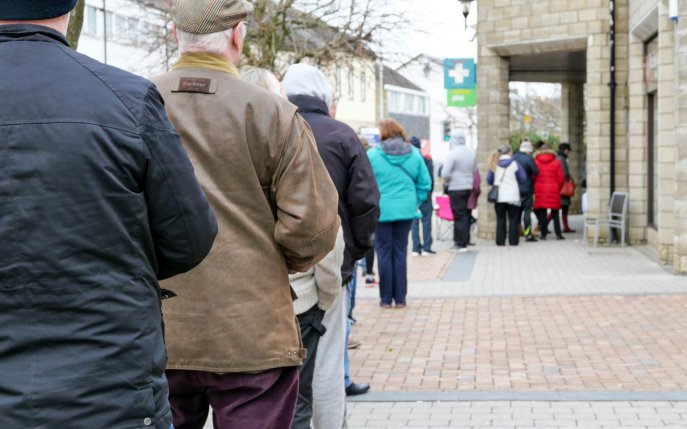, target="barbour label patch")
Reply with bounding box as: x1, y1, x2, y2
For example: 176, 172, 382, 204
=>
177, 77, 212, 93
